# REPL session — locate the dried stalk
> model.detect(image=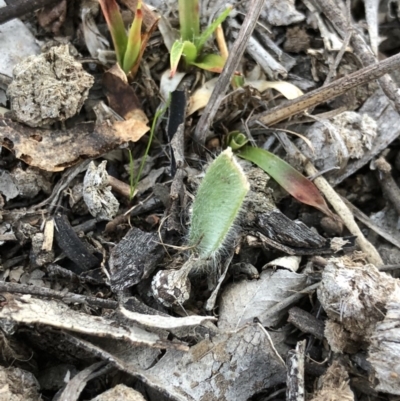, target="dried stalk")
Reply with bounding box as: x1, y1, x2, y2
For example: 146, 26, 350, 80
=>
248, 51, 400, 127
